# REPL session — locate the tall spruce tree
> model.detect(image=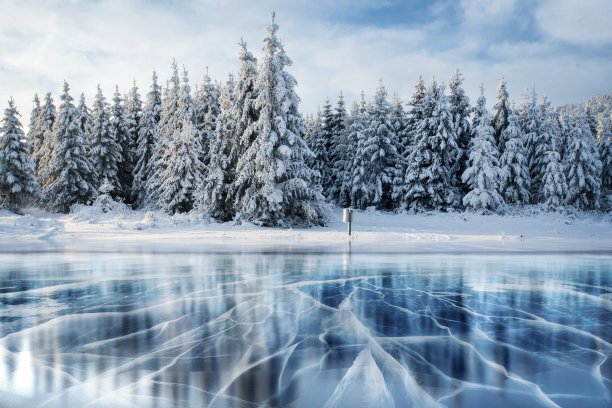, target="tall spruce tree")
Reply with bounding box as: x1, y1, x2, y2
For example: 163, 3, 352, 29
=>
196, 74, 237, 221
492, 76, 511, 153
597, 118, 612, 210
520, 86, 542, 201
133, 71, 162, 208
0, 99, 38, 210
26, 94, 41, 156
42, 82, 94, 212
124, 80, 142, 202
157, 119, 203, 214
88, 85, 121, 192
448, 69, 471, 190
499, 110, 530, 204
543, 151, 567, 211
77, 93, 91, 137
317, 97, 334, 197
330, 92, 350, 205
350, 93, 370, 209
530, 97, 558, 202
462, 88, 504, 213
109, 86, 131, 200
233, 13, 326, 227
33, 93, 56, 180
195, 68, 220, 163
565, 115, 602, 210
